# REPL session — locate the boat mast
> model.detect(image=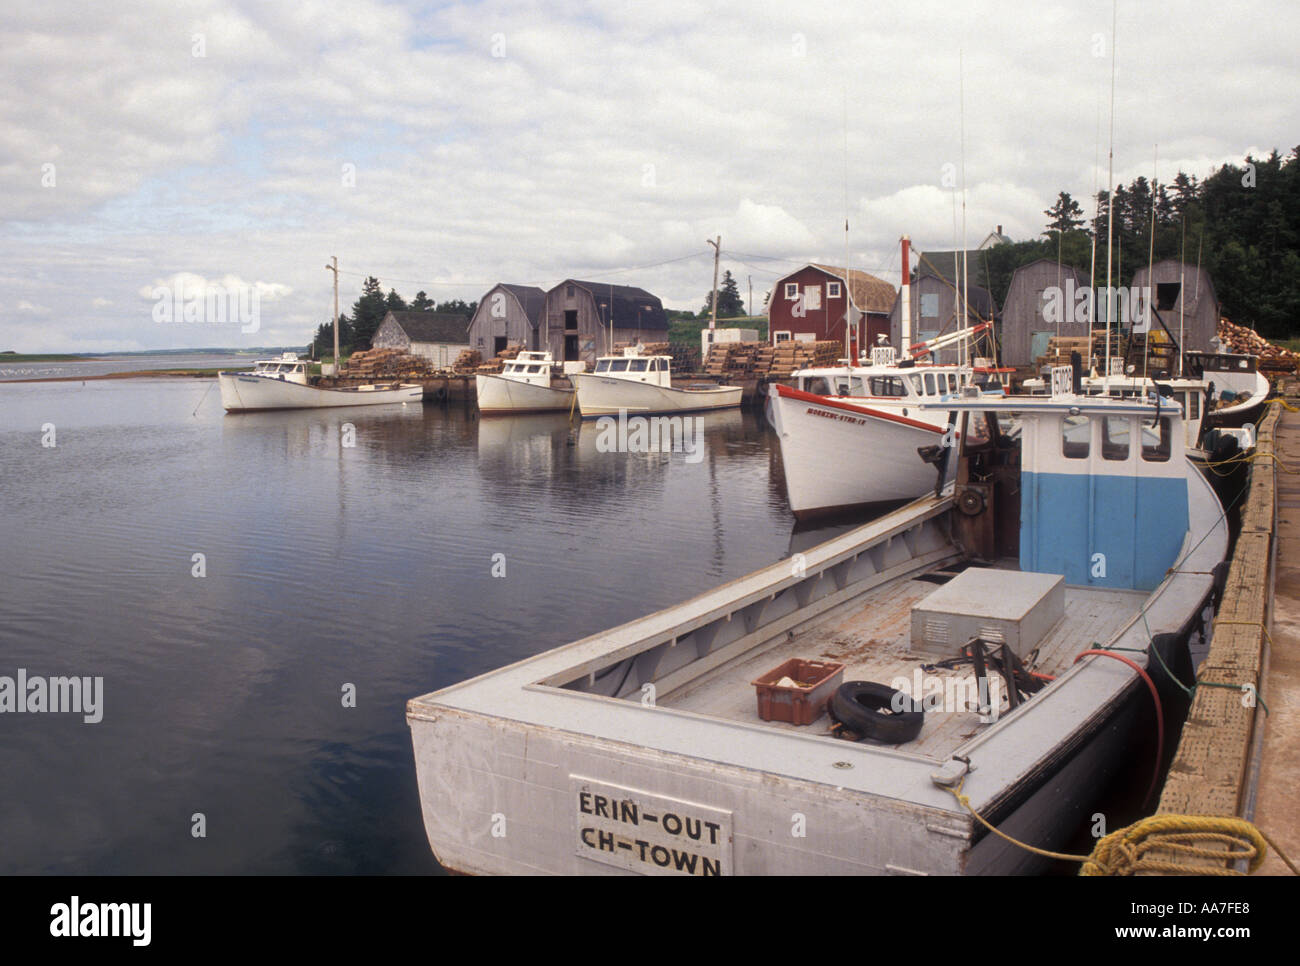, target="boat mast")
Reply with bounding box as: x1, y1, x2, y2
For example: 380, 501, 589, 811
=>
1103, 0, 1117, 393
1143, 144, 1157, 383
901, 235, 912, 359
959, 49, 969, 370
